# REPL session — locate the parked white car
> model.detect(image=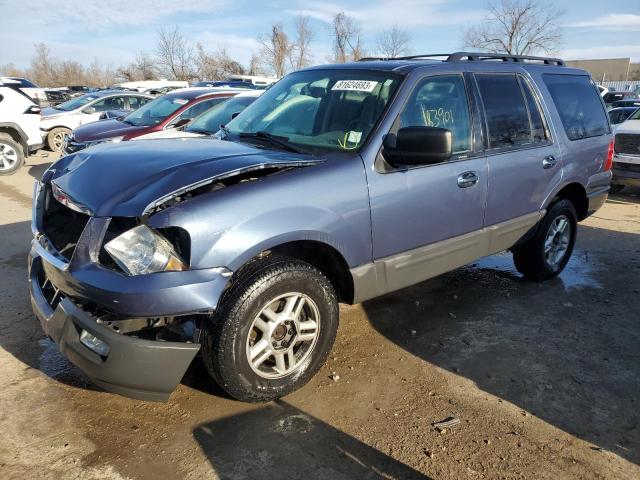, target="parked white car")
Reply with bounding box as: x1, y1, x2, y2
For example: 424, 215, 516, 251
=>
39, 90, 153, 151
0, 76, 48, 105
114, 80, 189, 93
0, 84, 43, 175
